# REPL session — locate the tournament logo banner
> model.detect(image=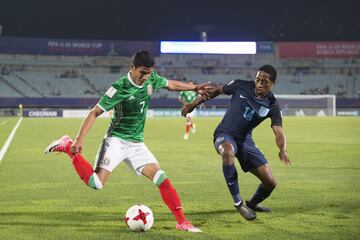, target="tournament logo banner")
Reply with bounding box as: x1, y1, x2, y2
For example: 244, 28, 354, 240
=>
279, 41, 360, 58
0, 37, 160, 56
